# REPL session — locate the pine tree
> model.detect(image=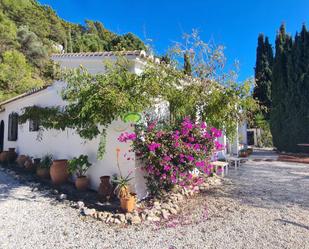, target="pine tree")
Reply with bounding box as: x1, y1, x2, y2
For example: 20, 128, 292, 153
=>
253, 34, 273, 119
